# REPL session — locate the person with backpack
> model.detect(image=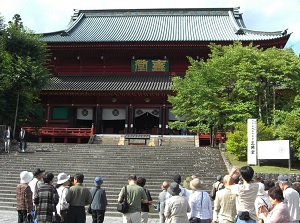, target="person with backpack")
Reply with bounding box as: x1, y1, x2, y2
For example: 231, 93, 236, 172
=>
210, 175, 225, 200
137, 177, 153, 223
89, 176, 108, 223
